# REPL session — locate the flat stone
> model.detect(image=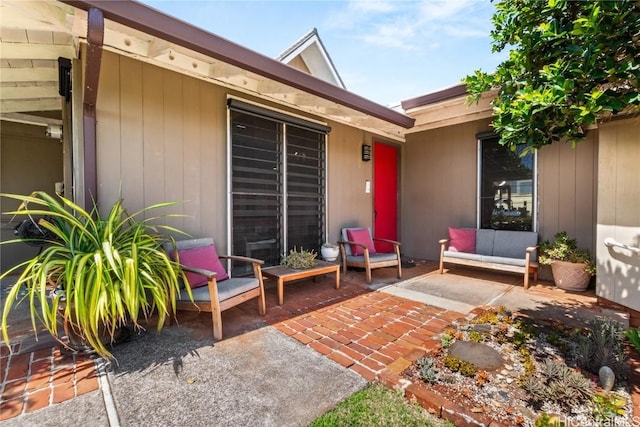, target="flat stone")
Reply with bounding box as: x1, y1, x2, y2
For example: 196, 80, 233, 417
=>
448, 340, 504, 371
